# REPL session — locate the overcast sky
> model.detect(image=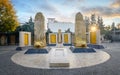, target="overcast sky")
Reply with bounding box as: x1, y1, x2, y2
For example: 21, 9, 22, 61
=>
11, 0, 120, 26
